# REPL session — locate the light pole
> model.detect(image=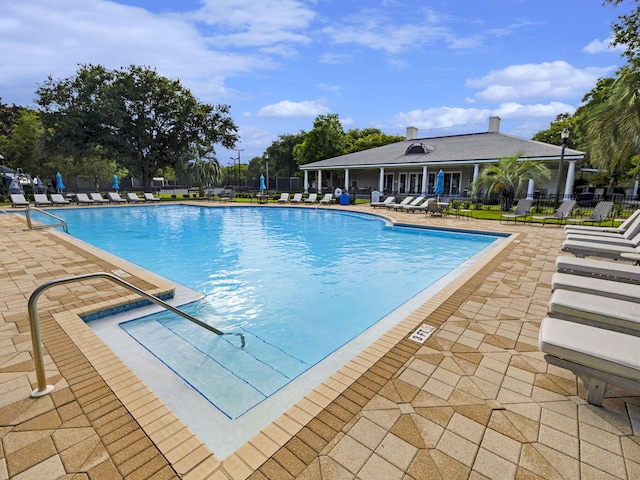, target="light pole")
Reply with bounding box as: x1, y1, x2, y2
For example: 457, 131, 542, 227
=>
265, 154, 269, 190
554, 128, 569, 208
230, 149, 244, 189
